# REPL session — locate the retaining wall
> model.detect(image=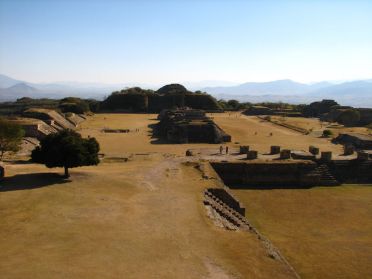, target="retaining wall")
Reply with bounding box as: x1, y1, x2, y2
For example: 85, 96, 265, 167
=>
210, 161, 320, 188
